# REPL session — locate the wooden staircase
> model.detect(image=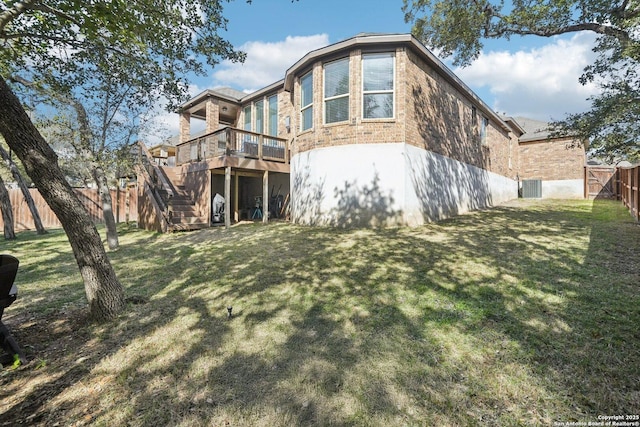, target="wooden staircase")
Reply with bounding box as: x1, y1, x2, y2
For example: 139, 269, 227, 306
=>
160, 167, 209, 232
